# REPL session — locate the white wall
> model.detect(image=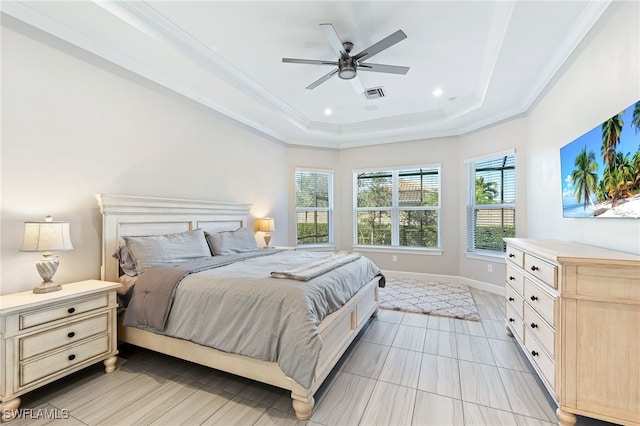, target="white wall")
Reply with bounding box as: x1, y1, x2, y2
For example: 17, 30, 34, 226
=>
526, 1, 640, 254
0, 18, 288, 295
